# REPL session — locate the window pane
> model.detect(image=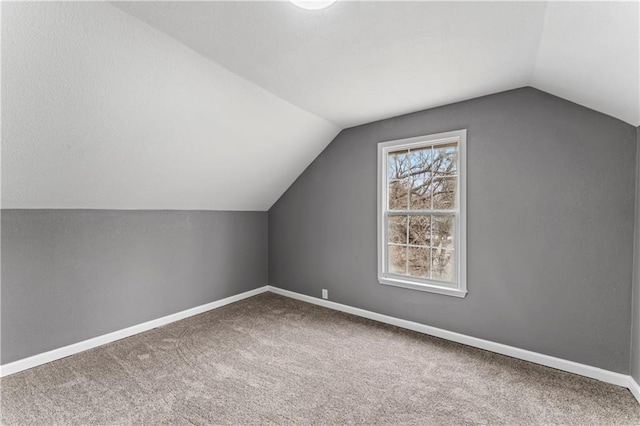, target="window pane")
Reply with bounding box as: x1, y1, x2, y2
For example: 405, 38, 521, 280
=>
389, 179, 409, 210
380, 132, 464, 292
432, 177, 456, 210
408, 146, 432, 175
388, 245, 407, 275
408, 215, 430, 246
431, 215, 455, 249
409, 173, 432, 210
388, 215, 407, 244
431, 248, 455, 282
433, 142, 457, 176
388, 149, 409, 180
408, 247, 430, 278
